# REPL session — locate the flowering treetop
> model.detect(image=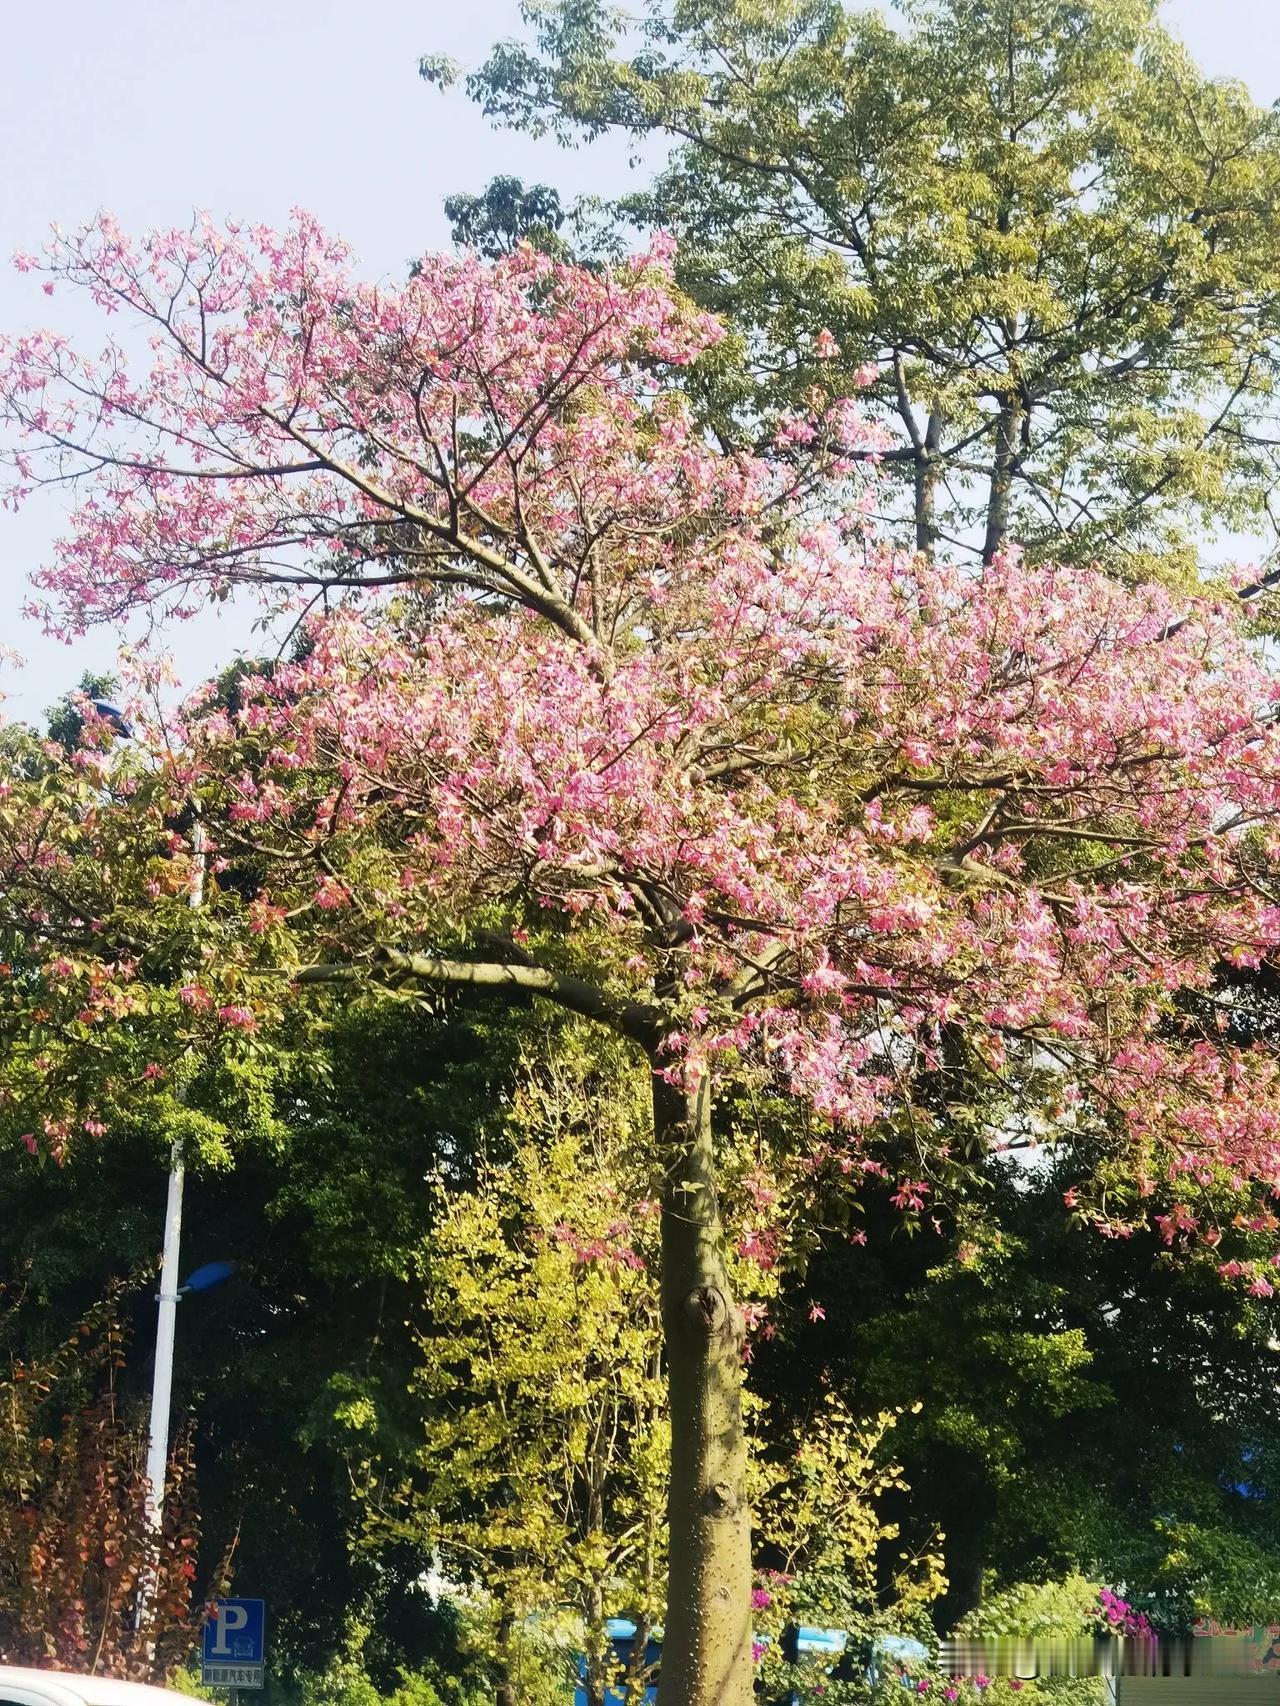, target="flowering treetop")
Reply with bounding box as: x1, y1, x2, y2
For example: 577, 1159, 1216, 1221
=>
4, 214, 1280, 1266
